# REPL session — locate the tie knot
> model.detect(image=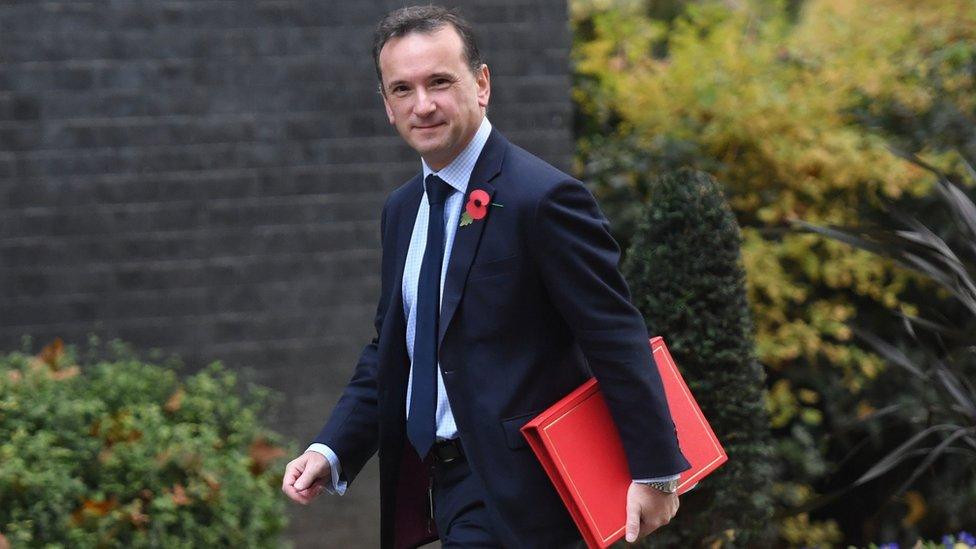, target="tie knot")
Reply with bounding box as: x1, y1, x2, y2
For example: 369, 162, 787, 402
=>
425, 174, 452, 206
